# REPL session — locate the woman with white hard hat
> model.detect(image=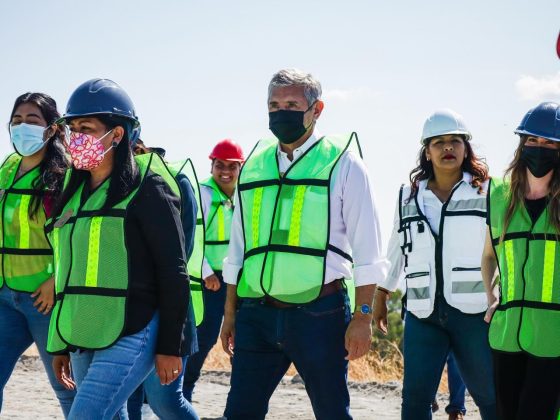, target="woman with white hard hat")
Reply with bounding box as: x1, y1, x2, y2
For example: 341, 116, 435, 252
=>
374, 109, 497, 420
